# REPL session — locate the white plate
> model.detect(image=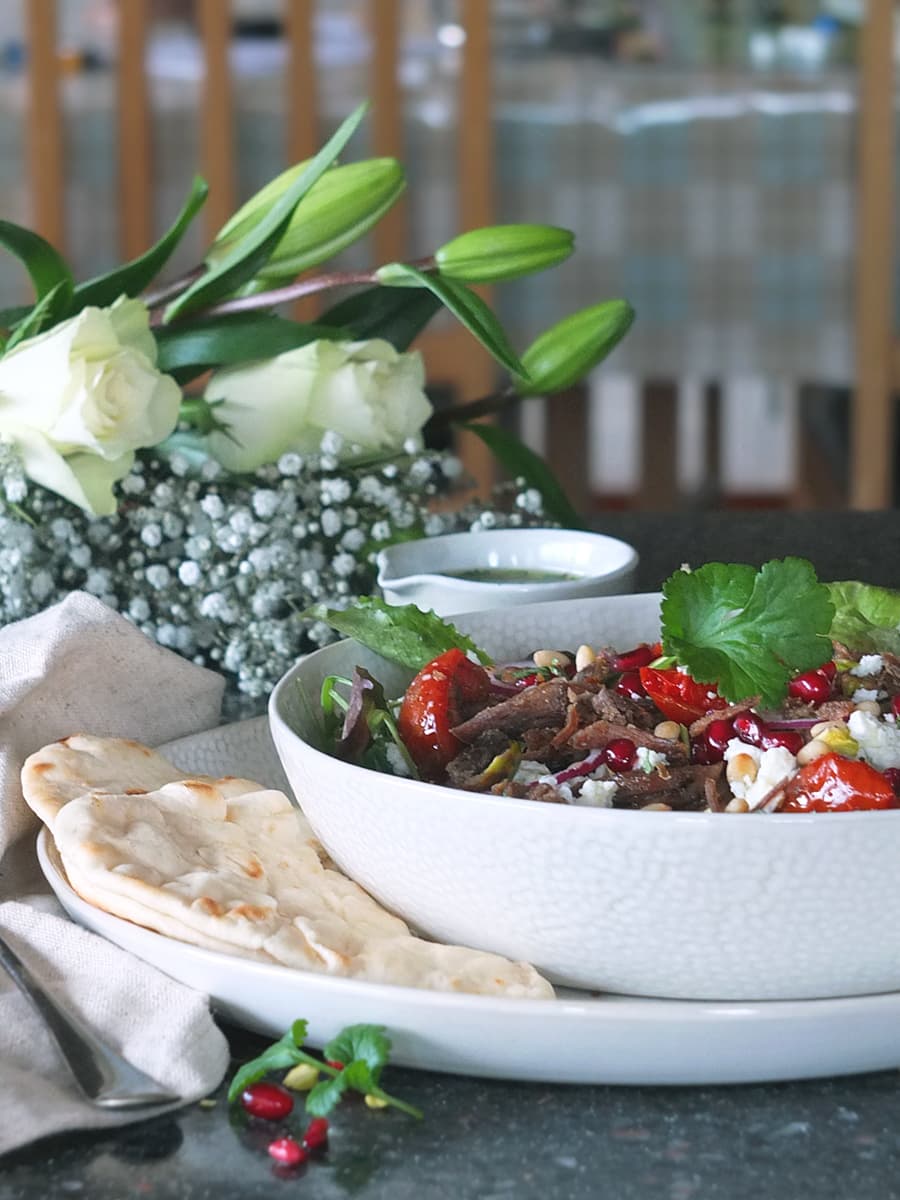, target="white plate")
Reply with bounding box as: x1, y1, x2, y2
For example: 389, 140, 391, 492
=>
36, 717, 900, 1086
